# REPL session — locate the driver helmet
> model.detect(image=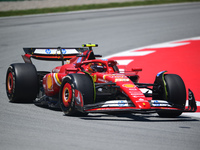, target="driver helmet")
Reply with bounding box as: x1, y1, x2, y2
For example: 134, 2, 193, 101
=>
88, 63, 106, 72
